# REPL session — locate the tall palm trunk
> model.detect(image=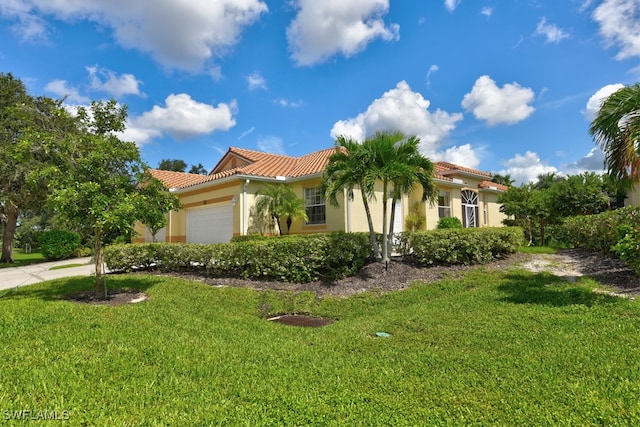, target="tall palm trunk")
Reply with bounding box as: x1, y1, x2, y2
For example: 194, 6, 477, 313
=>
361, 194, 380, 260
387, 194, 398, 259
381, 180, 390, 266
1, 202, 18, 263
